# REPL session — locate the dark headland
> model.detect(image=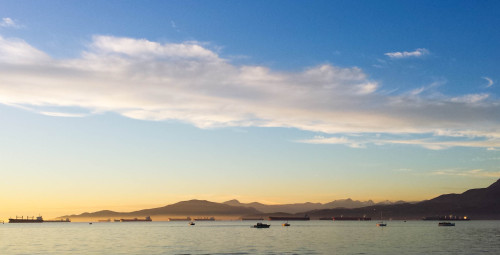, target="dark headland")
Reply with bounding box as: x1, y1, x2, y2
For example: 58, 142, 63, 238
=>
61, 178, 500, 221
